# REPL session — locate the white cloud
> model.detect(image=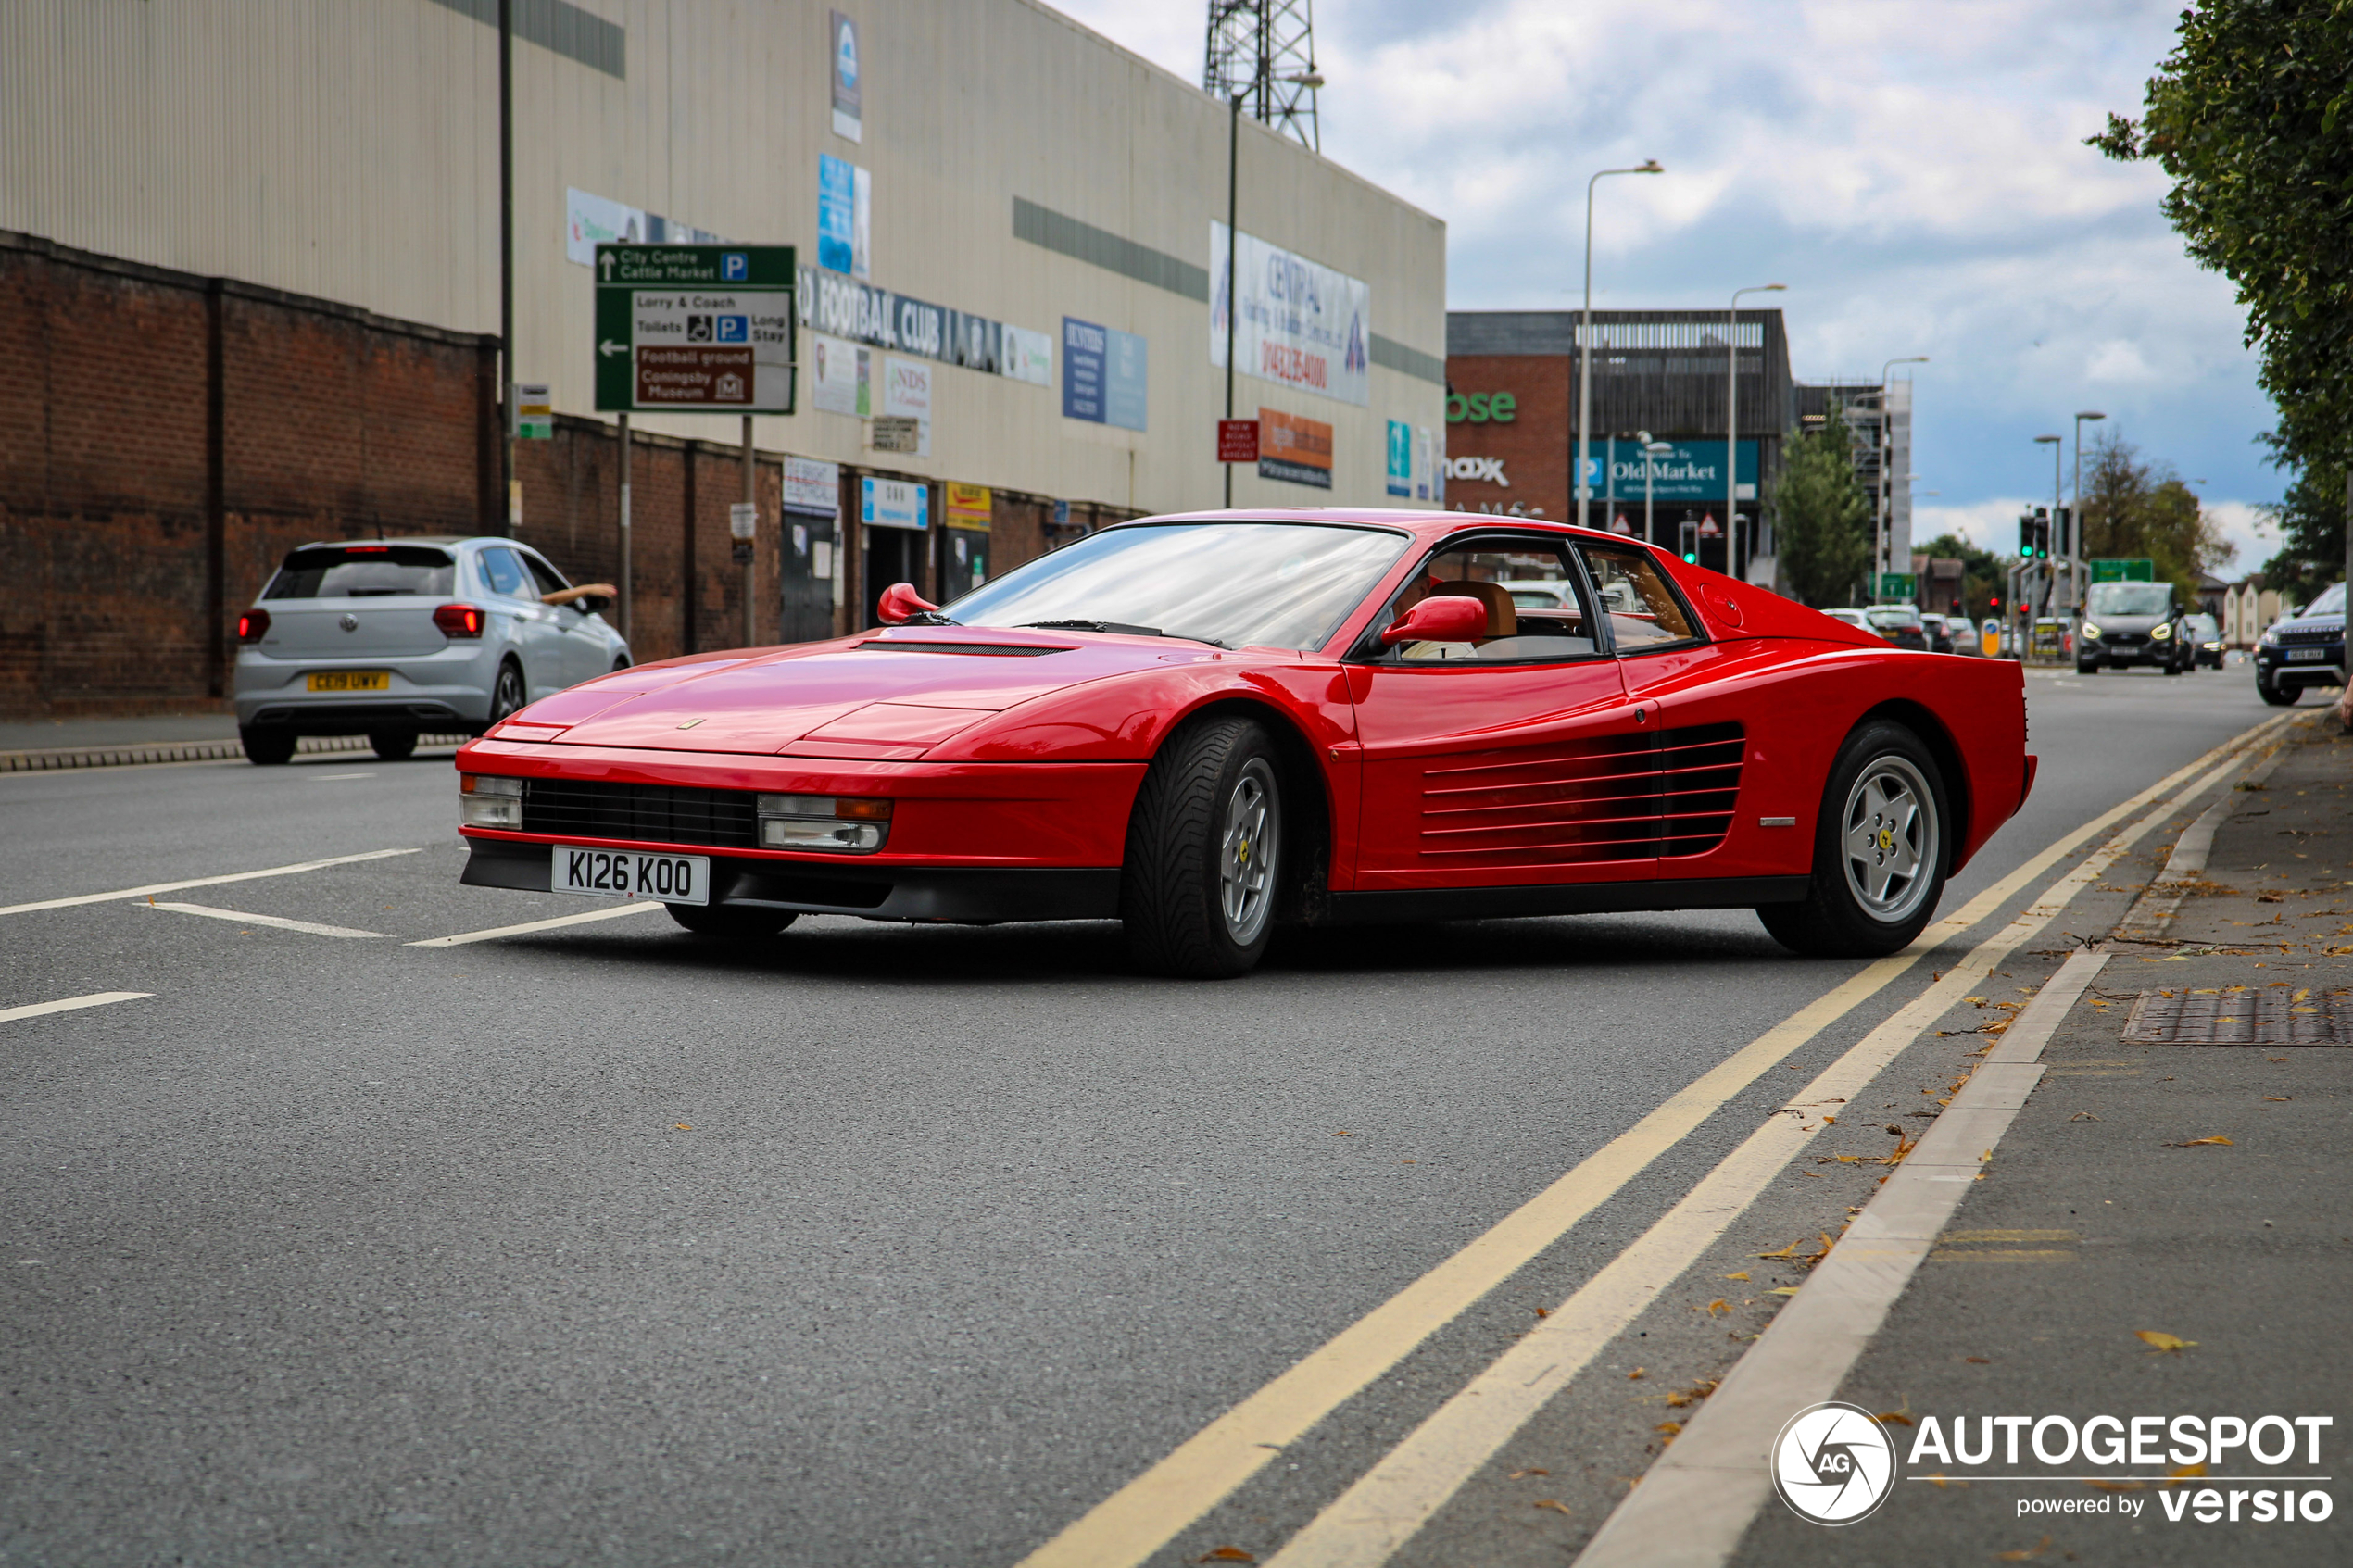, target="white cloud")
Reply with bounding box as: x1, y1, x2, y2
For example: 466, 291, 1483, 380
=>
1056, 0, 2284, 512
